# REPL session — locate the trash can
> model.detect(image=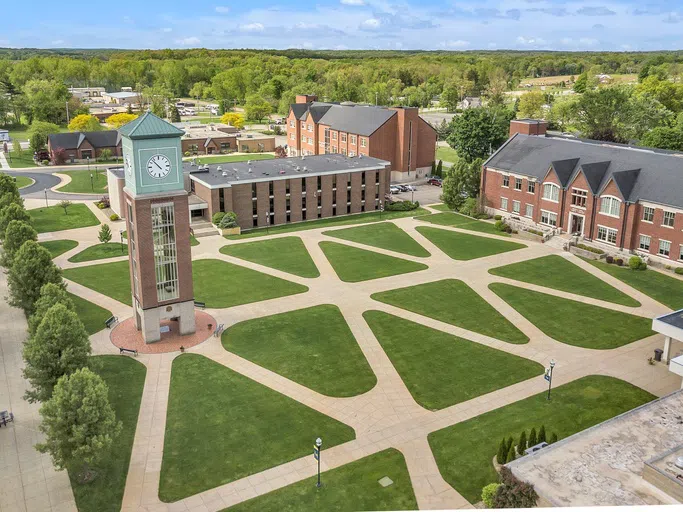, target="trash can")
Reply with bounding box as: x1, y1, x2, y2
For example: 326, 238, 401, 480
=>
654, 348, 663, 362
